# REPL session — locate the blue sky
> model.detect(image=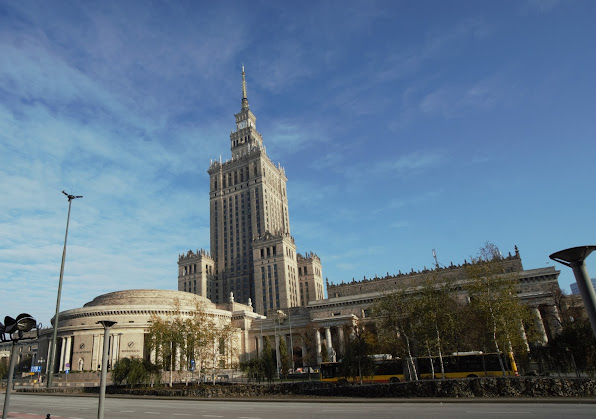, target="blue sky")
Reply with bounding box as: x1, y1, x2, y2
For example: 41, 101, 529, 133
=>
1, 0, 594, 326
